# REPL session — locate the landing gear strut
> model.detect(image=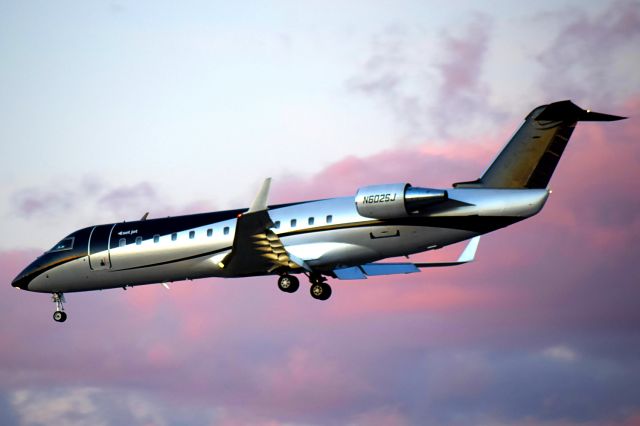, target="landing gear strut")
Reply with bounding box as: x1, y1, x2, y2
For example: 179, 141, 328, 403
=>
309, 273, 332, 301
52, 292, 67, 323
278, 274, 300, 293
